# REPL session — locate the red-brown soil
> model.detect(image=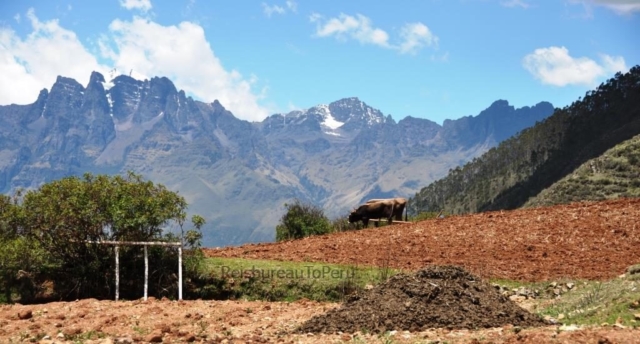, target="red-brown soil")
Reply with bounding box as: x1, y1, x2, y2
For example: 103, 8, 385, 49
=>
3, 198, 640, 343
205, 198, 640, 282
2, 298, 640, 343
